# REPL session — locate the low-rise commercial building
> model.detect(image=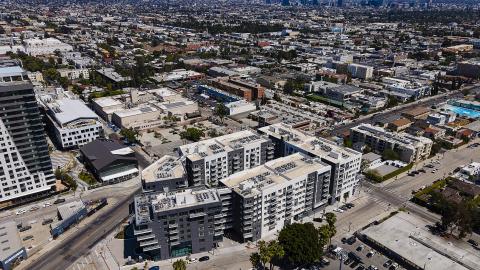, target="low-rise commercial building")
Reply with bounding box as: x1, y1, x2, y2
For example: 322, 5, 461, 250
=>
24, 38, 73, 56
92, 96, 125, 122
259, 123, 362, 203
347, 63, 373, 80
179, 130, 275, 187
51, 201, 87, 238
225, 100, 257, 116
220, 153, 331, 242
111, 104, 162, 130
209, 76, 265, 101
350, 123, 433, 163
80, 139, 139, 183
